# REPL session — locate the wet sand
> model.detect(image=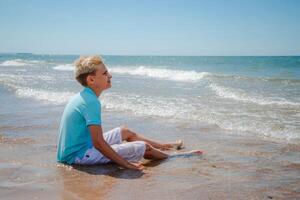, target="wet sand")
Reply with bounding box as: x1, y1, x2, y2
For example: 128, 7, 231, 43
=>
0, 97, 300, 199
